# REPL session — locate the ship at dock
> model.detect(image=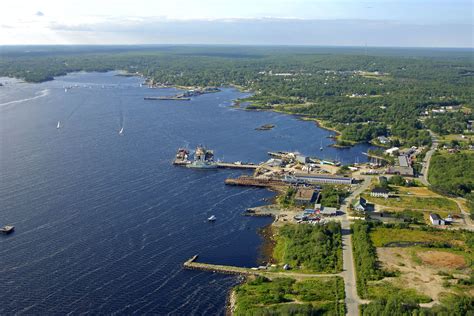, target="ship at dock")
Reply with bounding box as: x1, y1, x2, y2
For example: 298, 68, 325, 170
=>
186, 146, 217, 169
